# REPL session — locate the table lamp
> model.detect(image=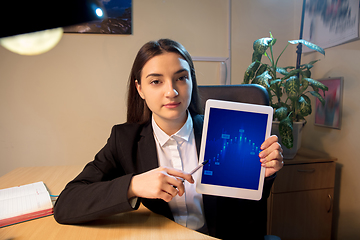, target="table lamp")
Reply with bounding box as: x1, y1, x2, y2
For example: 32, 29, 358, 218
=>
0, 0, 107, 55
